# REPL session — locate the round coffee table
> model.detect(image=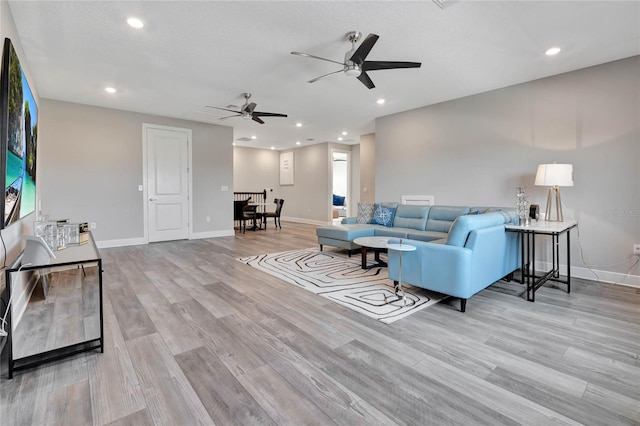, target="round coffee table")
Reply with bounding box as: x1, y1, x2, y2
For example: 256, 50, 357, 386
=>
386, 242, 416, 306
353, 236, 390, 269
